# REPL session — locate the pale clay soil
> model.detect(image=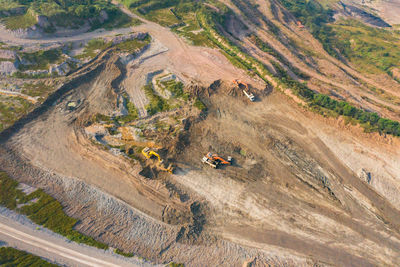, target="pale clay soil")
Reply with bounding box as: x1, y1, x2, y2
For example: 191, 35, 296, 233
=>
0, 1, 400, 266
